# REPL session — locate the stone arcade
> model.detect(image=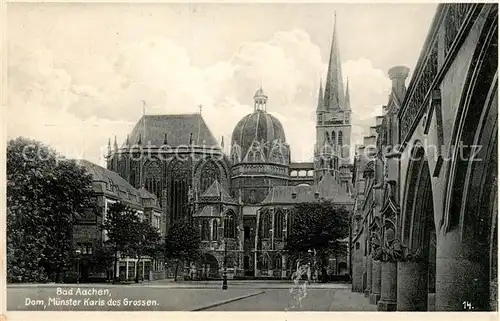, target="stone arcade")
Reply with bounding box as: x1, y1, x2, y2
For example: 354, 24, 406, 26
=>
350, 3, 498, 312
